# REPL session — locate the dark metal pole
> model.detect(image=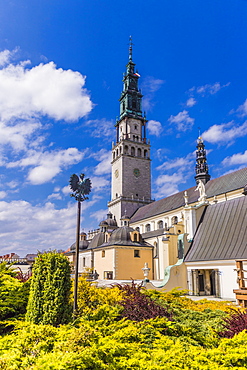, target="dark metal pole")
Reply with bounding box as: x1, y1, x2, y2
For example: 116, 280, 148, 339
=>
73, 199, 81, 316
